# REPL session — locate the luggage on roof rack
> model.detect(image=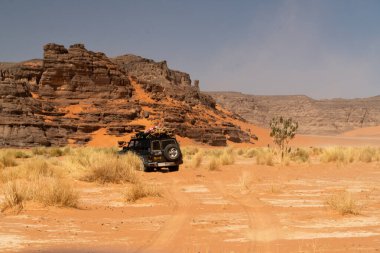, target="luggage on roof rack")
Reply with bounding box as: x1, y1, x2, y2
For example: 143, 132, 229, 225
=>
135, 126, 174, 139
